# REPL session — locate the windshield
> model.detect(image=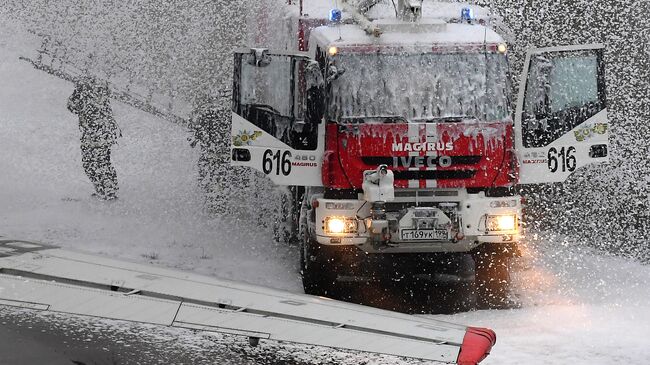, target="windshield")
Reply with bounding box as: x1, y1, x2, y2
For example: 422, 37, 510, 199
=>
328, 52, 509, 122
